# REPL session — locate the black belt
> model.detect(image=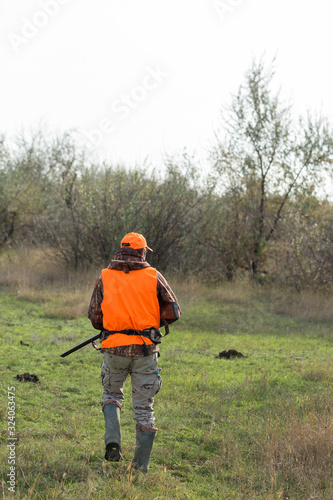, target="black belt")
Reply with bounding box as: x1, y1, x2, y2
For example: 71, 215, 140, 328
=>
101, 327, 162, 356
